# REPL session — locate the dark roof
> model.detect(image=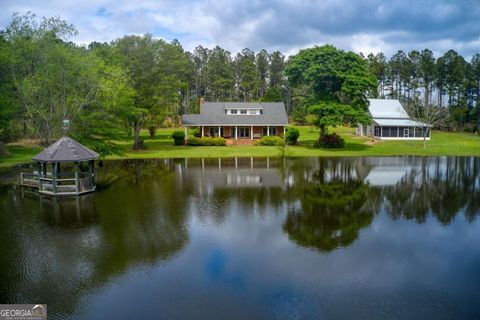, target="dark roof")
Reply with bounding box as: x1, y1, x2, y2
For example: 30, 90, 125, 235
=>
32, 137, 99, 163
182, 102, 288, 126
